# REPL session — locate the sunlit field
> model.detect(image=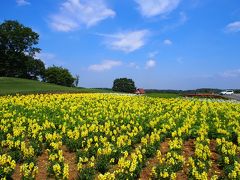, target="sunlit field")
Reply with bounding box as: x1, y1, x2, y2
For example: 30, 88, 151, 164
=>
0, 94, 239, 180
